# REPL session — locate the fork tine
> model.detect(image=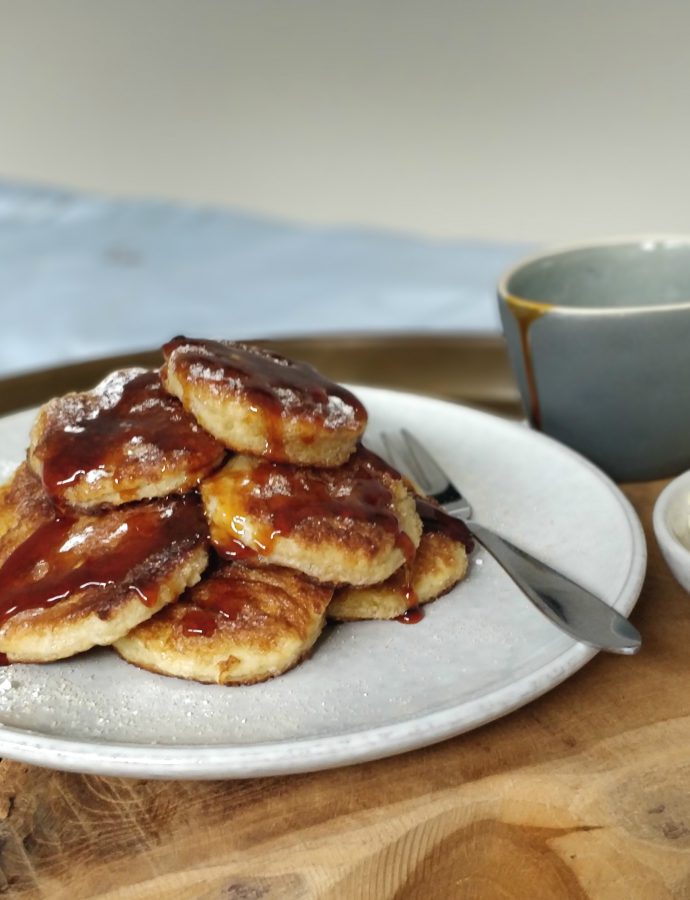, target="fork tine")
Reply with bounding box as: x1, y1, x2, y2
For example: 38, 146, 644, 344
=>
400, 429, 448, 492
381, 431, 432, 493
400, 430, 473, 516
380, 431, 408, 476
